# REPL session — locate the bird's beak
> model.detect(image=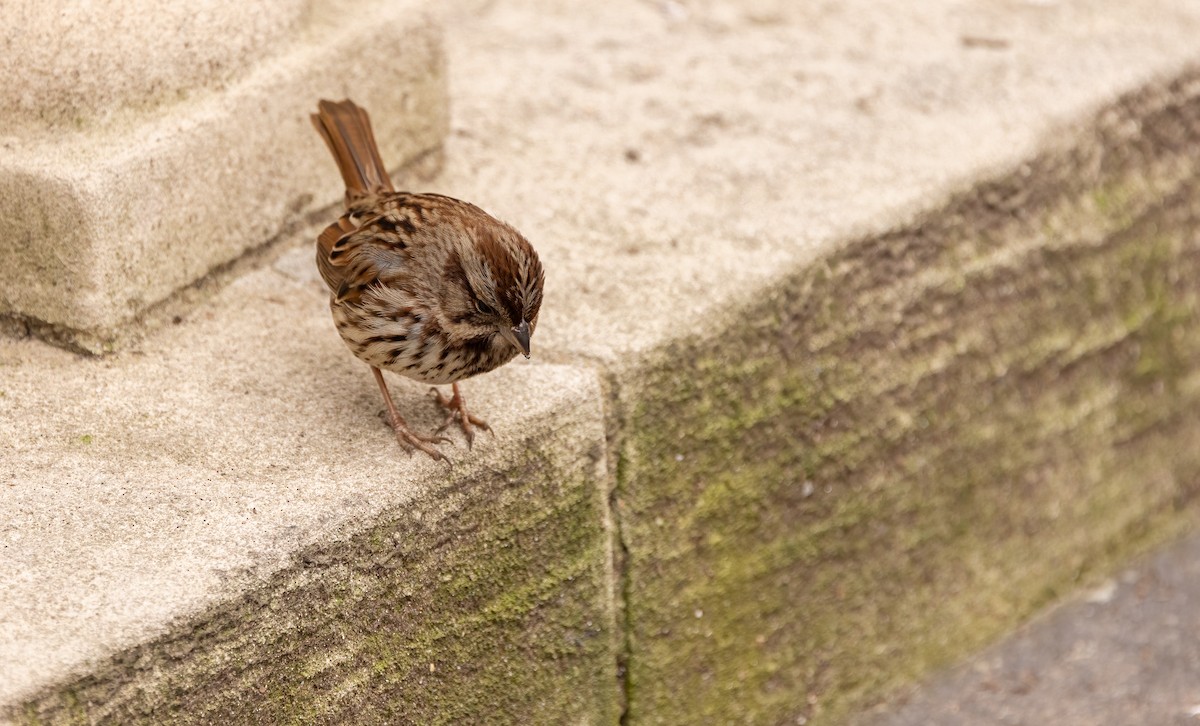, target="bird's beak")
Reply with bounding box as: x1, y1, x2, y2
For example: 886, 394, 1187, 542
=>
502, 319, 532, 358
